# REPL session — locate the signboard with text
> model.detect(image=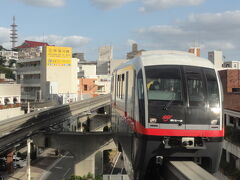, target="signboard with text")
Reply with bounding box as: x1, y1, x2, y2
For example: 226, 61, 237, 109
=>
46, 46, 72, 67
